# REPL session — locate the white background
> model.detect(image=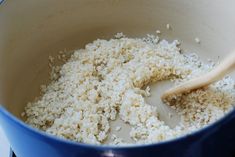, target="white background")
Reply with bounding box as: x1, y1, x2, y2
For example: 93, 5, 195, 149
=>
0, 126, 10, 157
